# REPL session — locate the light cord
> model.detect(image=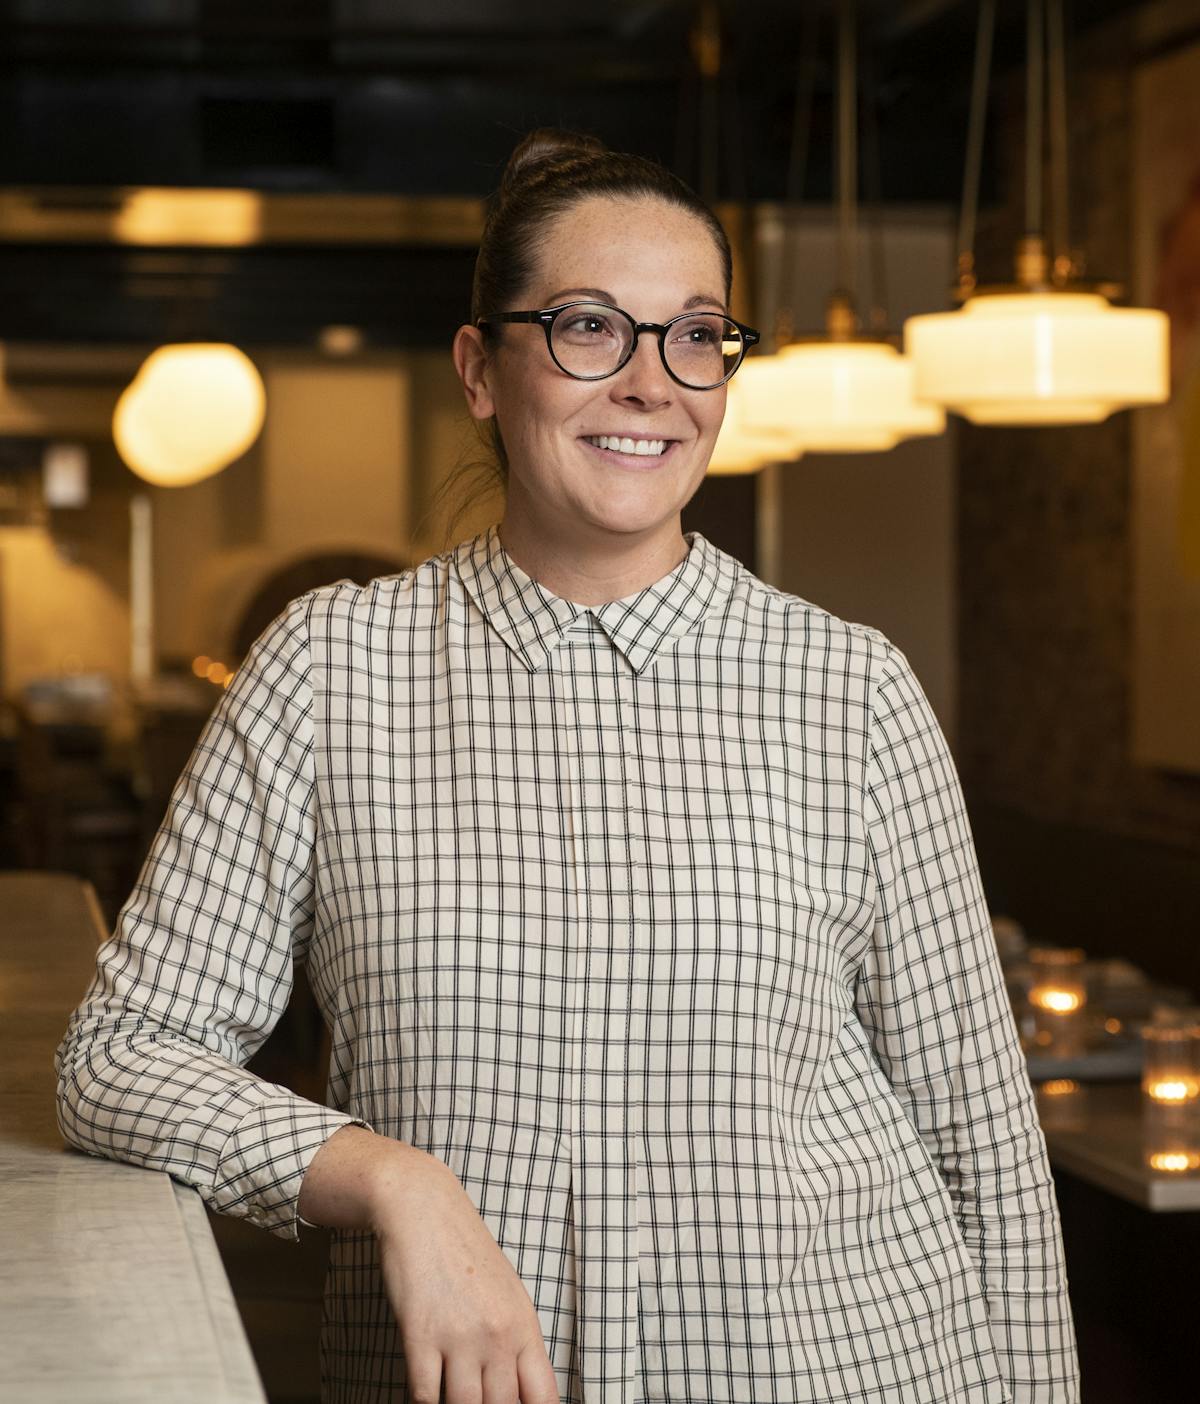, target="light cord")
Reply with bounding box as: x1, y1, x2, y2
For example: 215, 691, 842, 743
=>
860, 38, 890, 331
1047, 0, 1071, 279
1025, 0, 1045, 239
777, 3, 821, 342
836, 0, 858, 301
957, 0, 996, 291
